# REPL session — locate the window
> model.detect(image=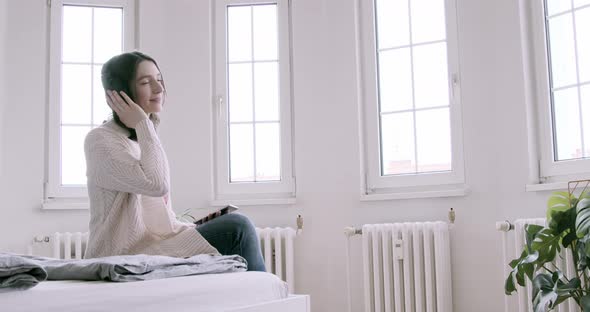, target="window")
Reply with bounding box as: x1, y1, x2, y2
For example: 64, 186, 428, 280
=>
46, 0, 135, 200
526, 0, 590, 182
213, 0, 294, 202
358, 0, 465, 196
